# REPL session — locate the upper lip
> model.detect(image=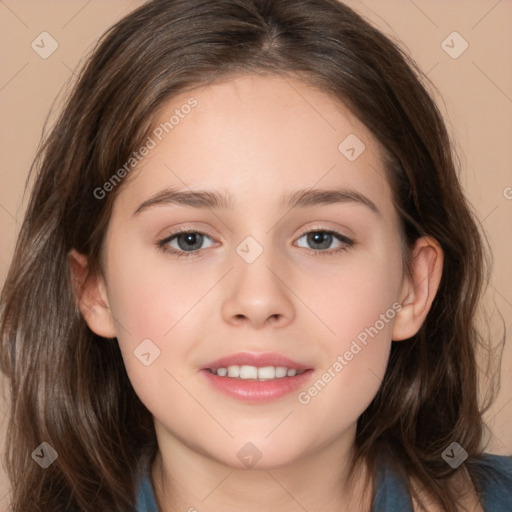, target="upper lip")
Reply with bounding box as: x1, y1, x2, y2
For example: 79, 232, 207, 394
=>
203, 352, 312, 371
